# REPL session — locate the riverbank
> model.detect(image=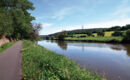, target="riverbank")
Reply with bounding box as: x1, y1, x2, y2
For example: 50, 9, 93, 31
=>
65, 37, 123, 43
22, 40, 105, 80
